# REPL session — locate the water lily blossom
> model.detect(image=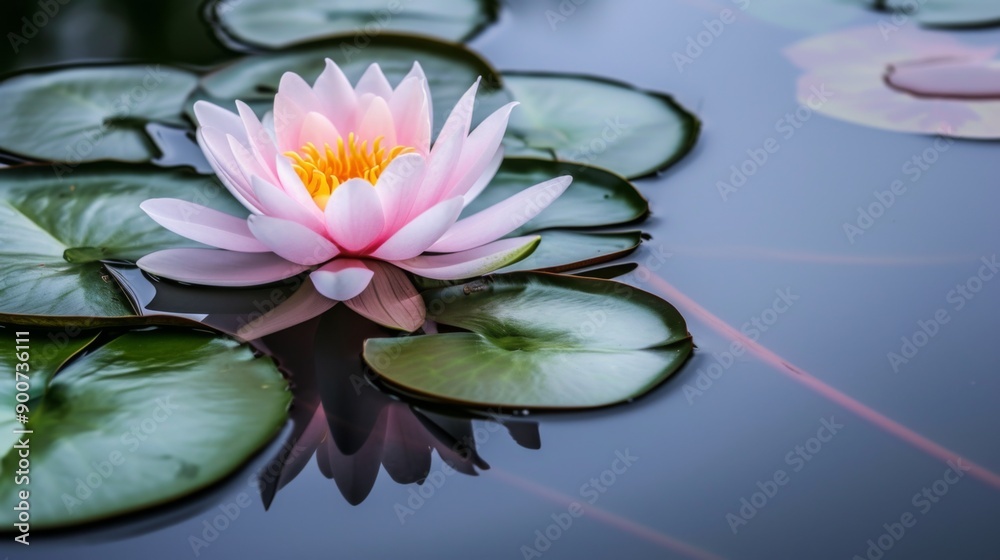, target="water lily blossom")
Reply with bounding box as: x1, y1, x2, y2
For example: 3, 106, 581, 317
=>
138, 60, 571, 335
784, 26, 1000, 138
